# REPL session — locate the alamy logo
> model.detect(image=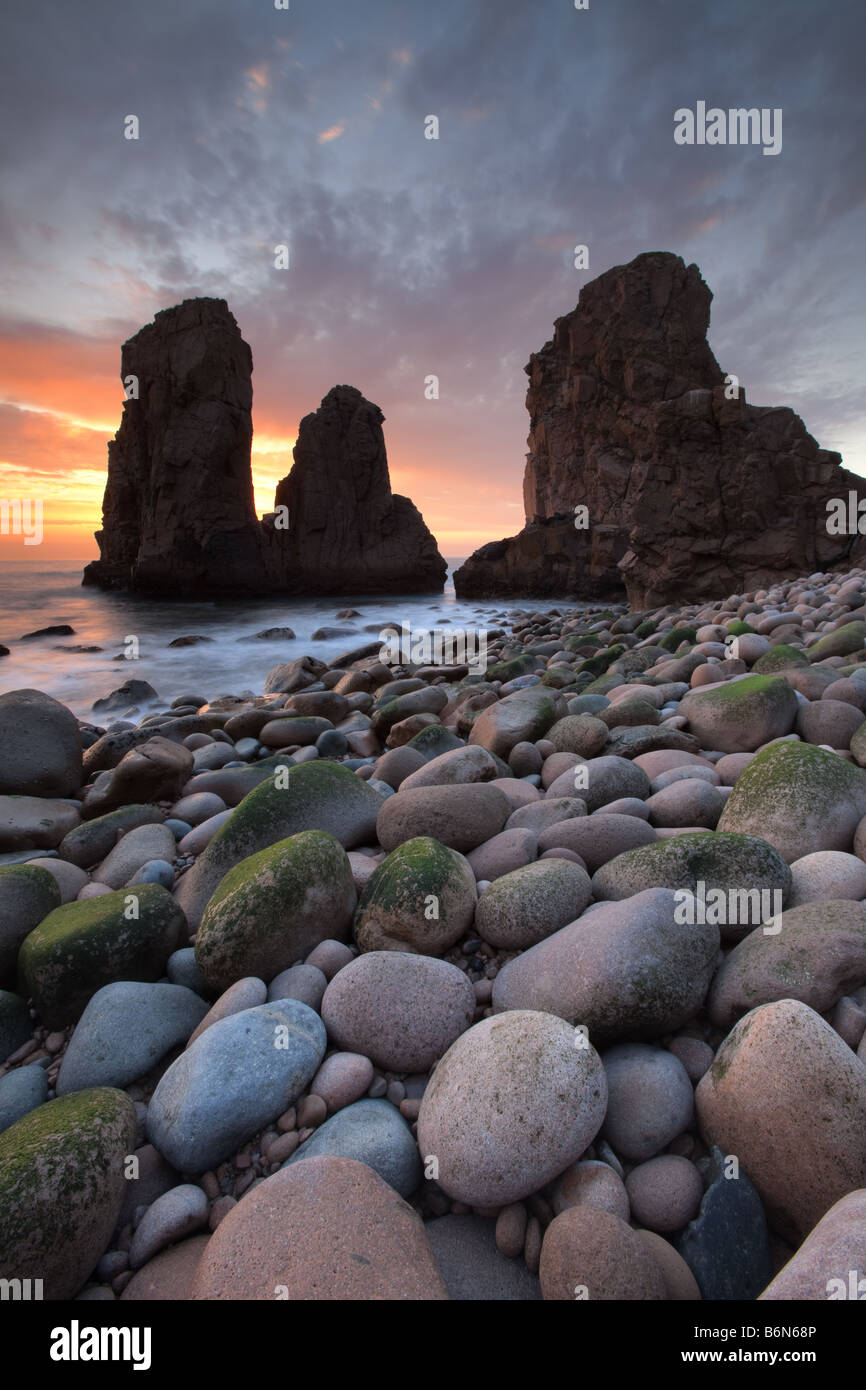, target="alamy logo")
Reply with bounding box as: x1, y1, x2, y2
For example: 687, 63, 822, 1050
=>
674, 881, 782, 935
674, 102, 782, 156
0, 1277, 43, 1299
0, 498, 43, 545
379, 623, 487, 673
49, 1321, 152, 1371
